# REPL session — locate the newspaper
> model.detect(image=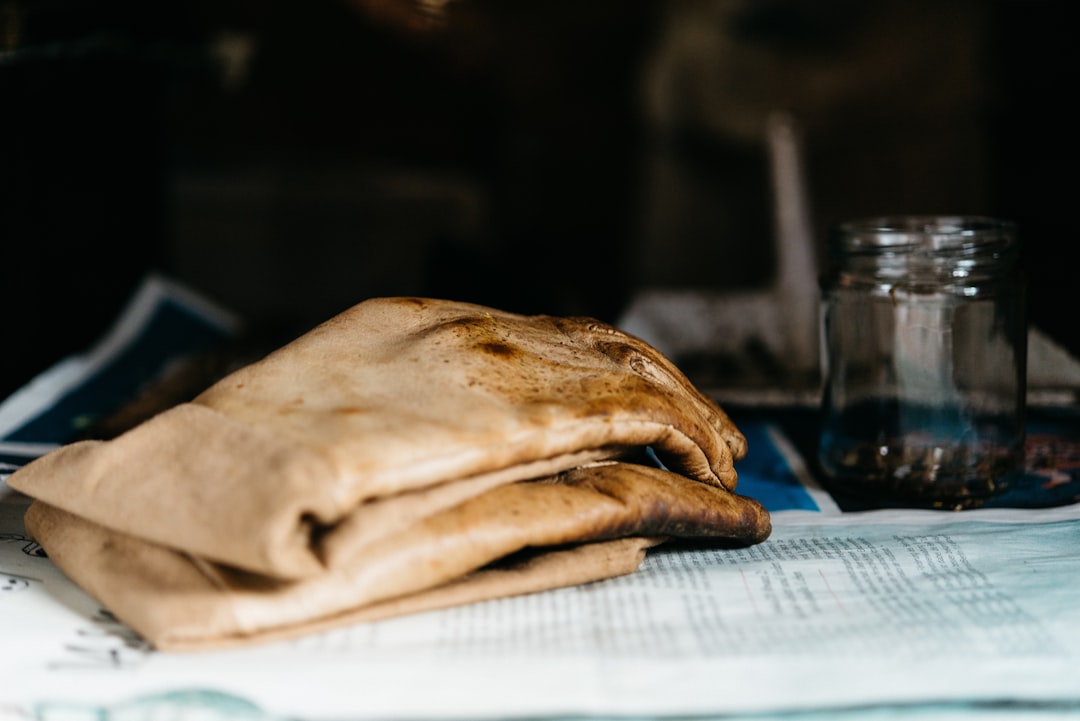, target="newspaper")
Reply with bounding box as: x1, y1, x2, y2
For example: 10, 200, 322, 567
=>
3, 277, 1079, 720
